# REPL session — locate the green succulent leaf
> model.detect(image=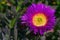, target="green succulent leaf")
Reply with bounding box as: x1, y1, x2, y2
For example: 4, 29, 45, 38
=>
9, 18, 16, 29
